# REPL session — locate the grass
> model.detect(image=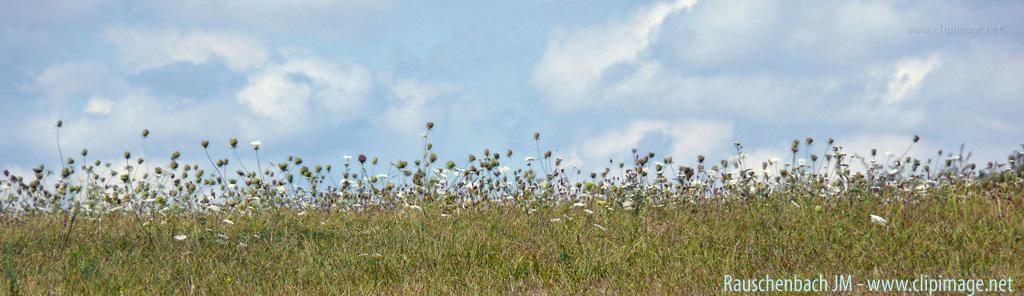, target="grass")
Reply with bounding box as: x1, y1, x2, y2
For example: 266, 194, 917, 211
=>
2, 122, 1023, 294
3, 185, 1022, 294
